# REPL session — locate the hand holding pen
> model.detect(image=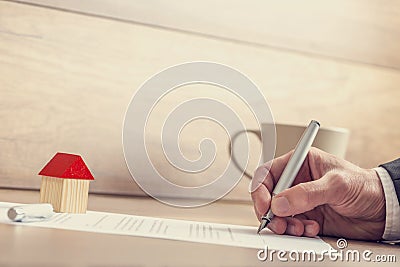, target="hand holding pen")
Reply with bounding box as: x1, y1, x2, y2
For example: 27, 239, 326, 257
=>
251, 121, 386, 240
